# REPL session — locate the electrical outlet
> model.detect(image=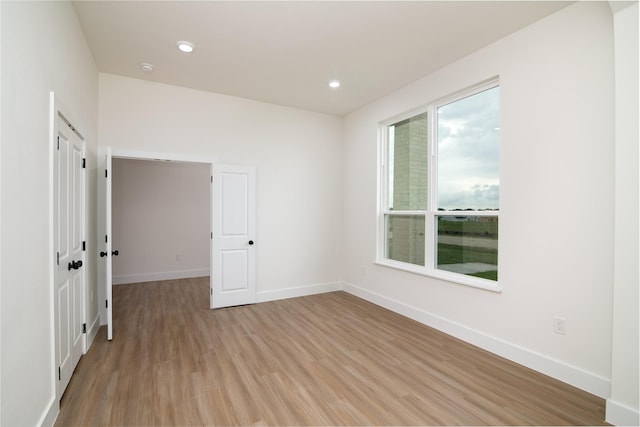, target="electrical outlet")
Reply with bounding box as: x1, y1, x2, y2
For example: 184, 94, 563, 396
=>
553, 316, 566, 335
